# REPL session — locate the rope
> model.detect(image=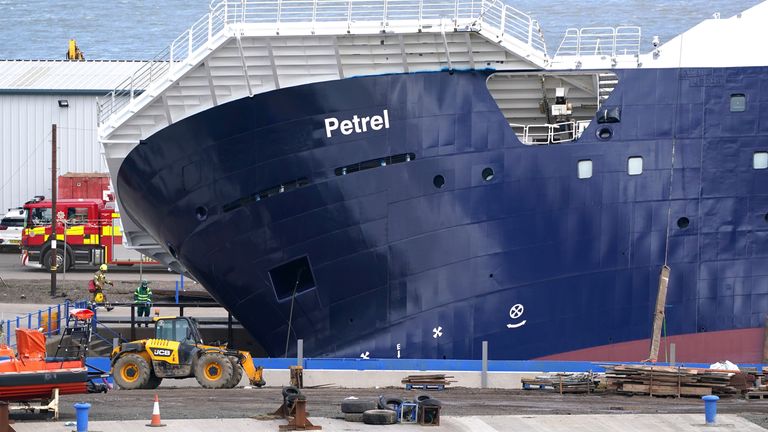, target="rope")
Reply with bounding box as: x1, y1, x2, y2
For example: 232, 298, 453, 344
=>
284, 268, 305, 358
663, 138, 677, 266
